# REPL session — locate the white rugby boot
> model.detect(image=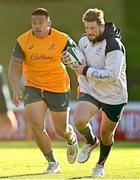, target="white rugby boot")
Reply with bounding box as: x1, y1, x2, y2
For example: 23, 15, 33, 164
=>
43, 162, 61, 174
78, 138, 99, 163
92, 164, 105, 177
